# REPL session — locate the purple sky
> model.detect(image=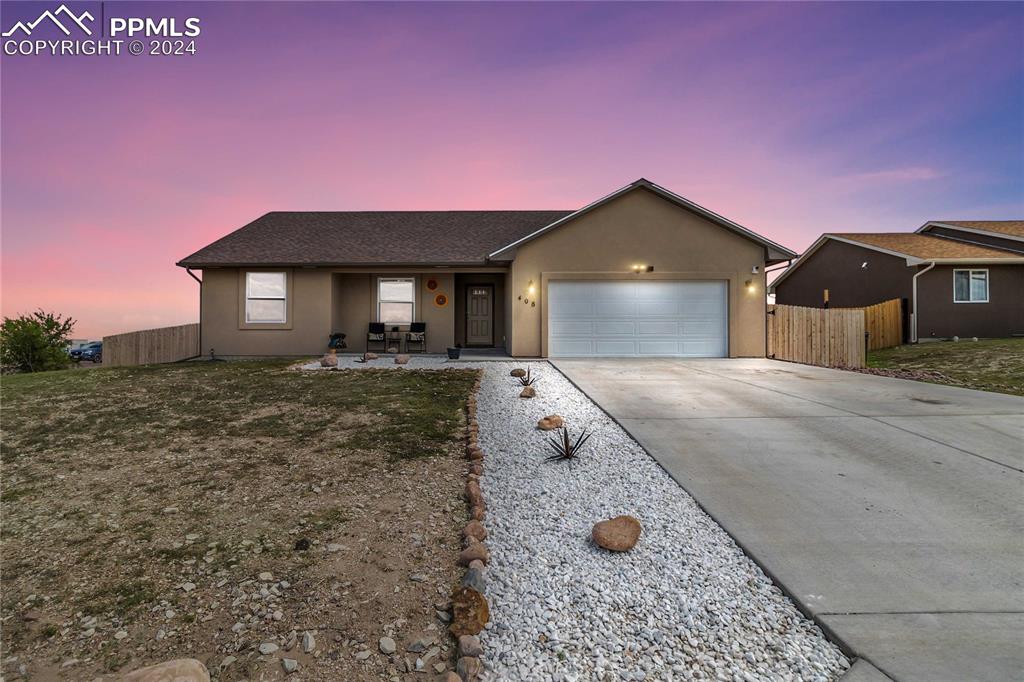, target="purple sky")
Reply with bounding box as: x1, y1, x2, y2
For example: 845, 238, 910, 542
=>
2, 1, 1022, 337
